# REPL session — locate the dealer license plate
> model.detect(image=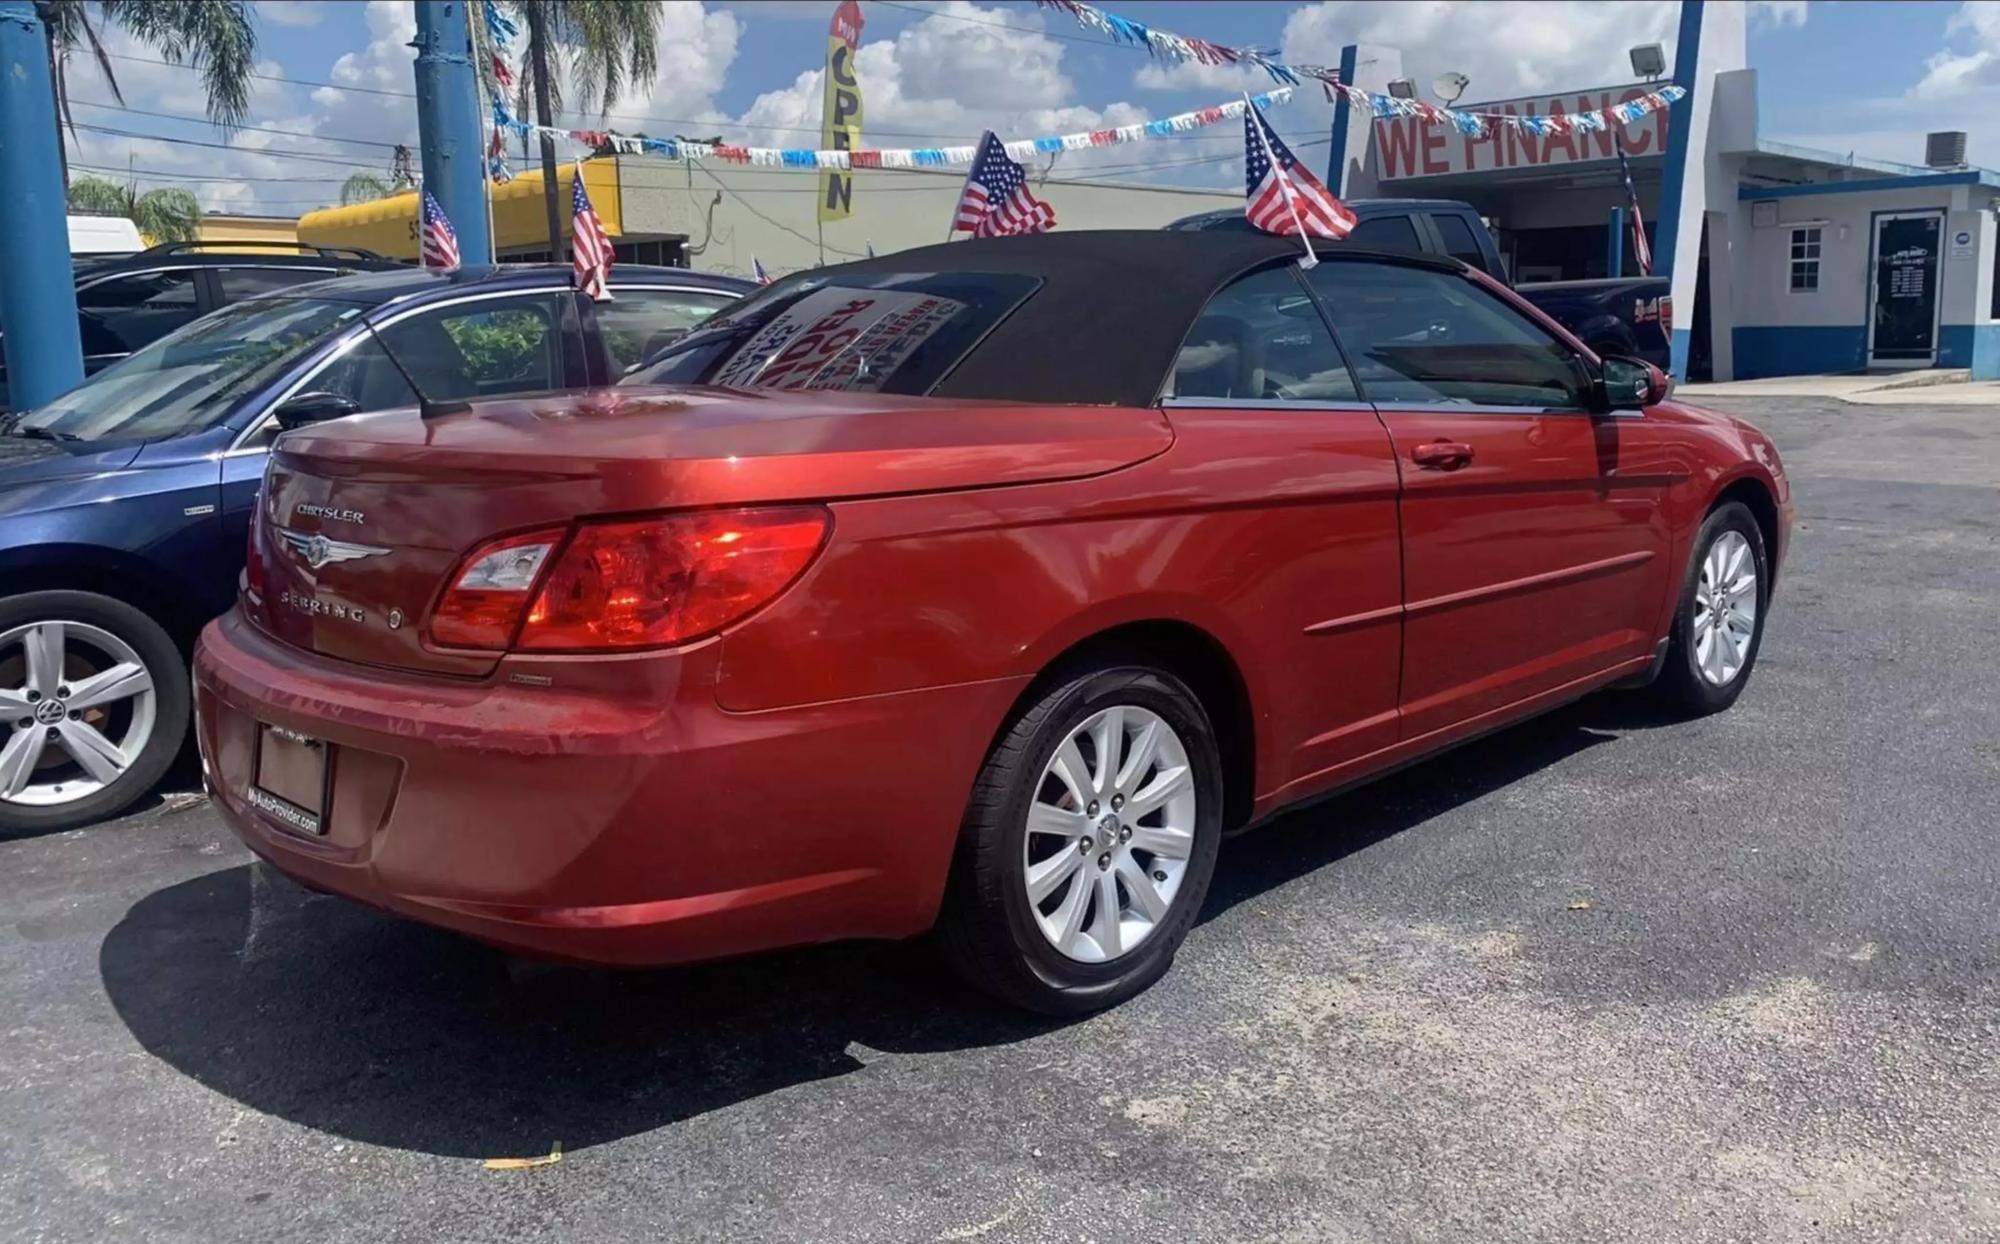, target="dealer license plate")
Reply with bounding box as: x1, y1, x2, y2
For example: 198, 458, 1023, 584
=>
249, 724, 327, 835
